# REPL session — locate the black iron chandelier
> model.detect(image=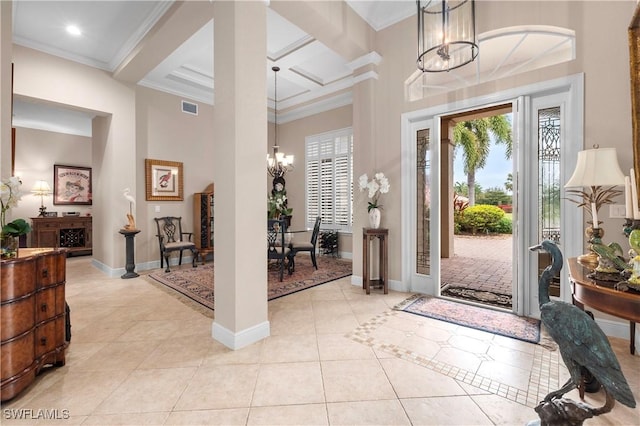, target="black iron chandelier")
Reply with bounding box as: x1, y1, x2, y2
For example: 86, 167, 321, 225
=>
416, 0, 479, 72
266, 66, 293, 178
